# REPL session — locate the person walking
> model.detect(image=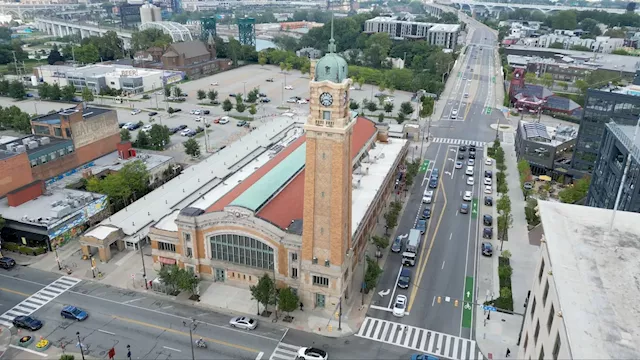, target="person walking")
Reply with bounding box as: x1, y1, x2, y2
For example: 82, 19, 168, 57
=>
506, 348, 511, 357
